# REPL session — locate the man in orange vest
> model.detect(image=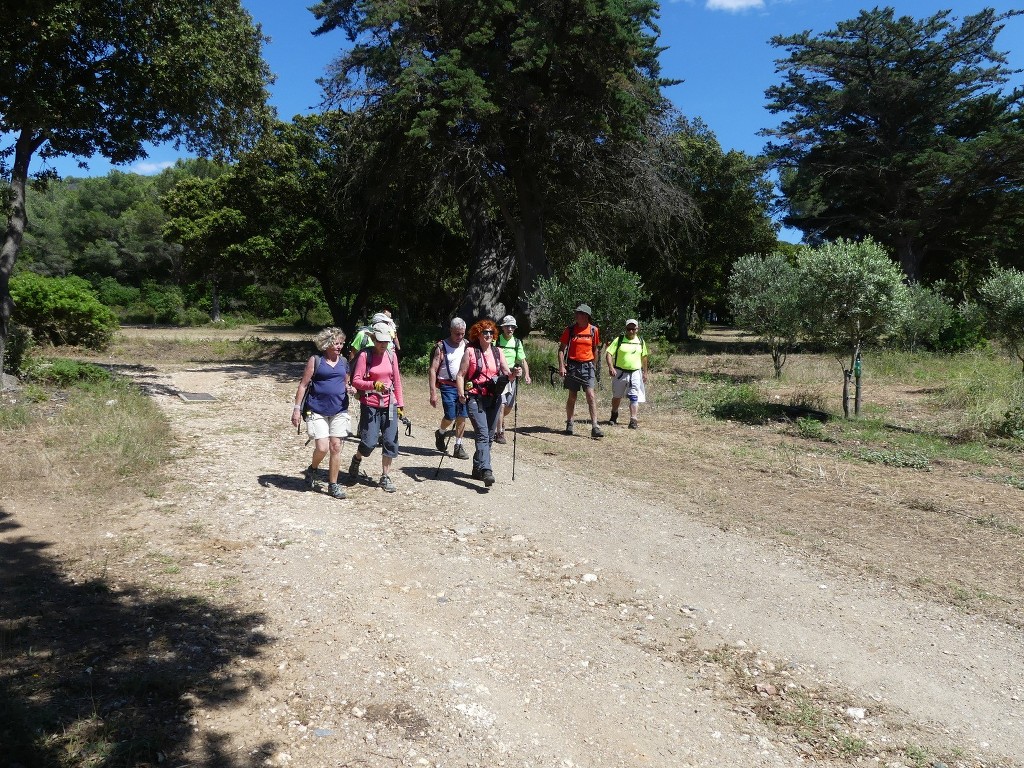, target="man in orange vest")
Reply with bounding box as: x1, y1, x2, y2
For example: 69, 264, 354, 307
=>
557, 304, 603, 438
